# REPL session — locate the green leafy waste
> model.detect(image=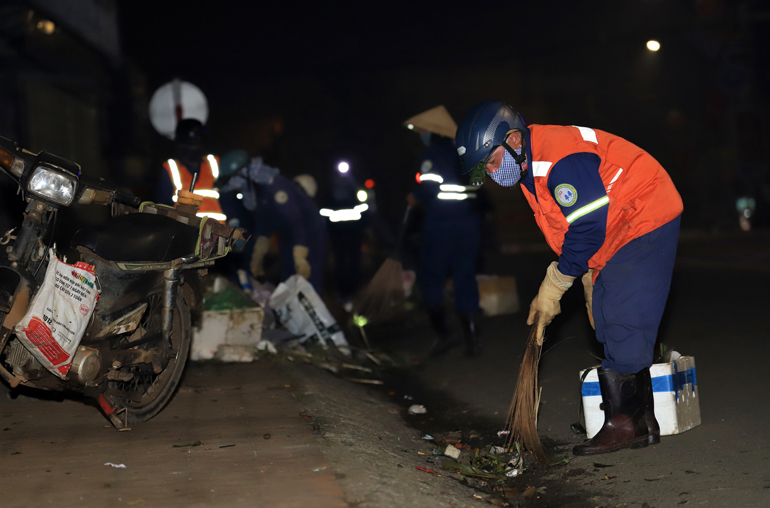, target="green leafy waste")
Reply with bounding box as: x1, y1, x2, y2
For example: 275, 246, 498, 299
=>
203, 287, 257, 311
